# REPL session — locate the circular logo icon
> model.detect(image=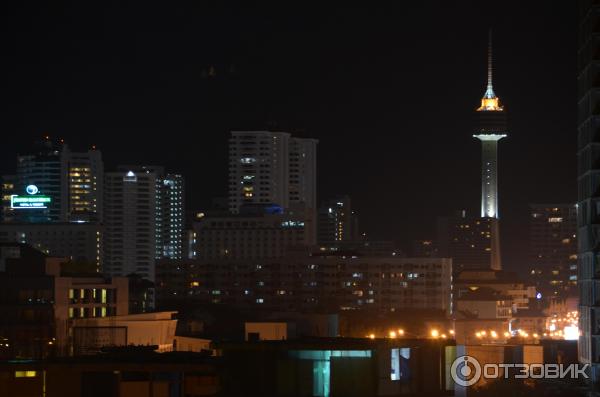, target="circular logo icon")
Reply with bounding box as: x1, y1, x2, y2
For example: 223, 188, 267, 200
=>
25, 185, 39, 195
450, 355, 482, 387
